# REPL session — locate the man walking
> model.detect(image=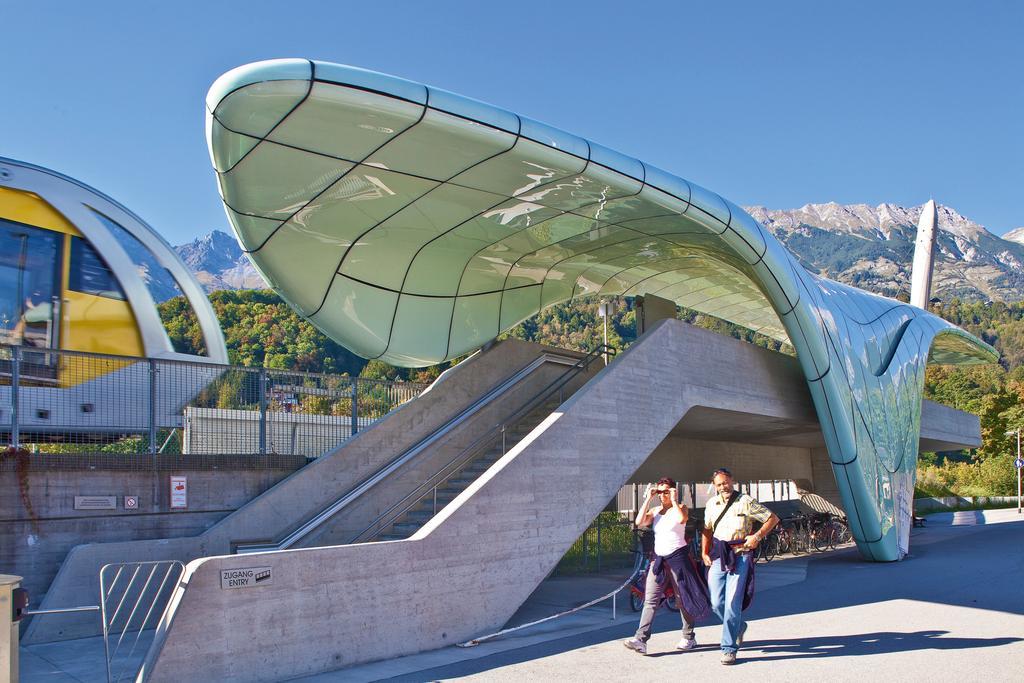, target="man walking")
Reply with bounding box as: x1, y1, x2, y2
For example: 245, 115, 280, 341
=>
701, 468, 779, 665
